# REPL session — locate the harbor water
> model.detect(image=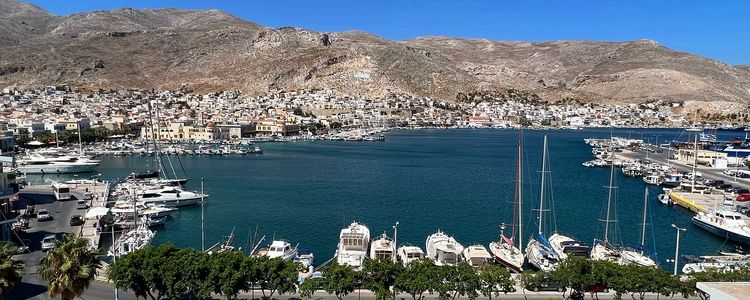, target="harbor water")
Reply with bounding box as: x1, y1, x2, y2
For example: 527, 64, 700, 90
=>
25, 128, 750, 270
